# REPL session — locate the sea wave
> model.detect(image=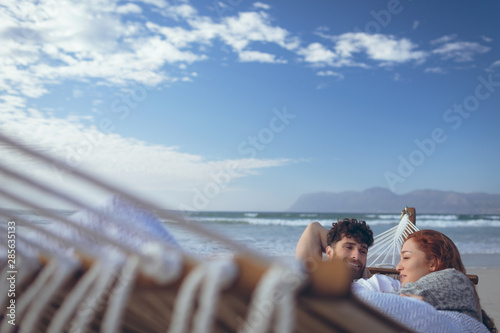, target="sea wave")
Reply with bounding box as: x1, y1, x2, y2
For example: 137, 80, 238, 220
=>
191, 216, 500, 228
242, 217, 402, 227
417, 219, 500, 228
299, 213, 318, 217
456, 242, 500, 254
376, 214, 400, 219
418, 214, 458, 220
243, 218, 316, 227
